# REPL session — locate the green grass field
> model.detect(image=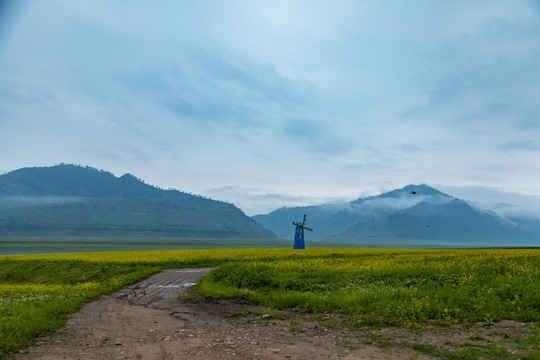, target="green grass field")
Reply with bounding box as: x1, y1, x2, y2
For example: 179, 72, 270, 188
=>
1, 247, 539, 358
